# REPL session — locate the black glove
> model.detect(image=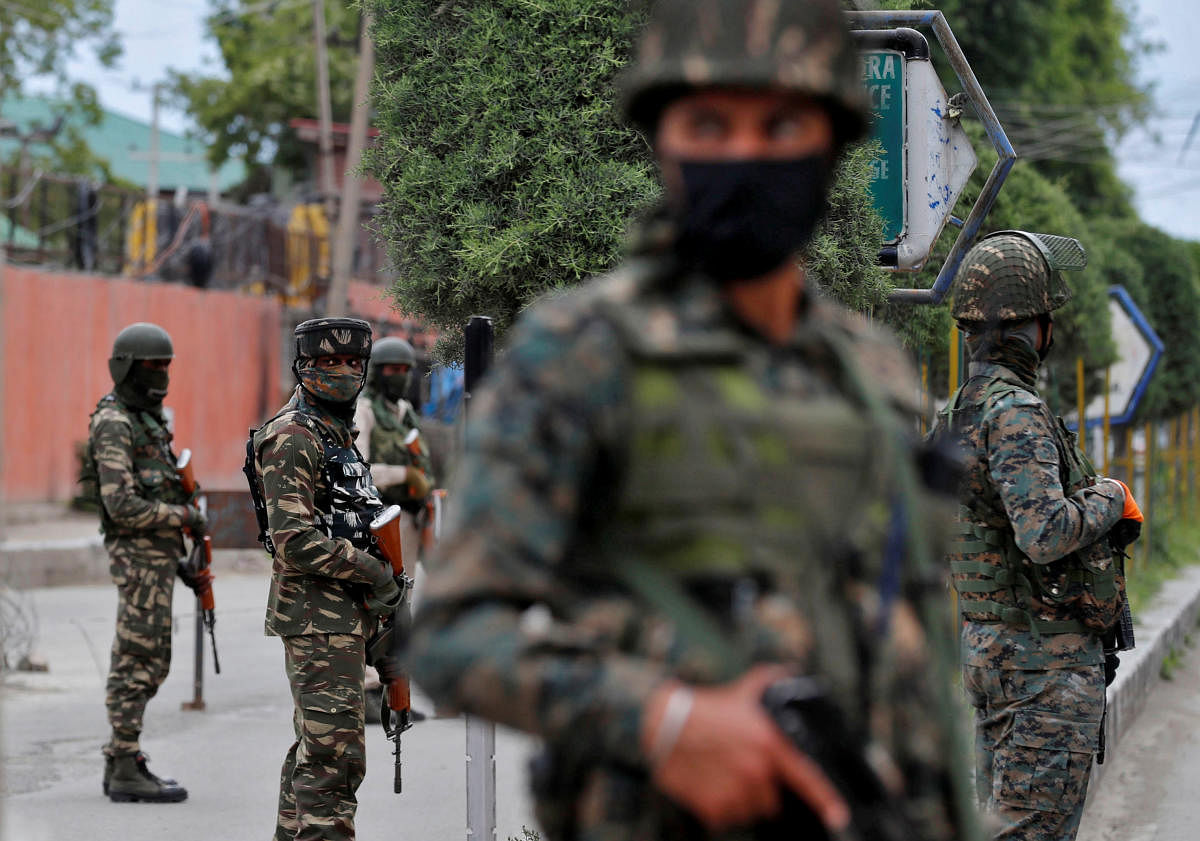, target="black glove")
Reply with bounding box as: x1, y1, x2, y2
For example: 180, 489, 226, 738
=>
374, 655, 405, 684
1110, 518, 1142, 552
186, 506, 209, 539
1104, 652, 1120, 686
364, 576, 403, 620
177, 560, 213, 598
